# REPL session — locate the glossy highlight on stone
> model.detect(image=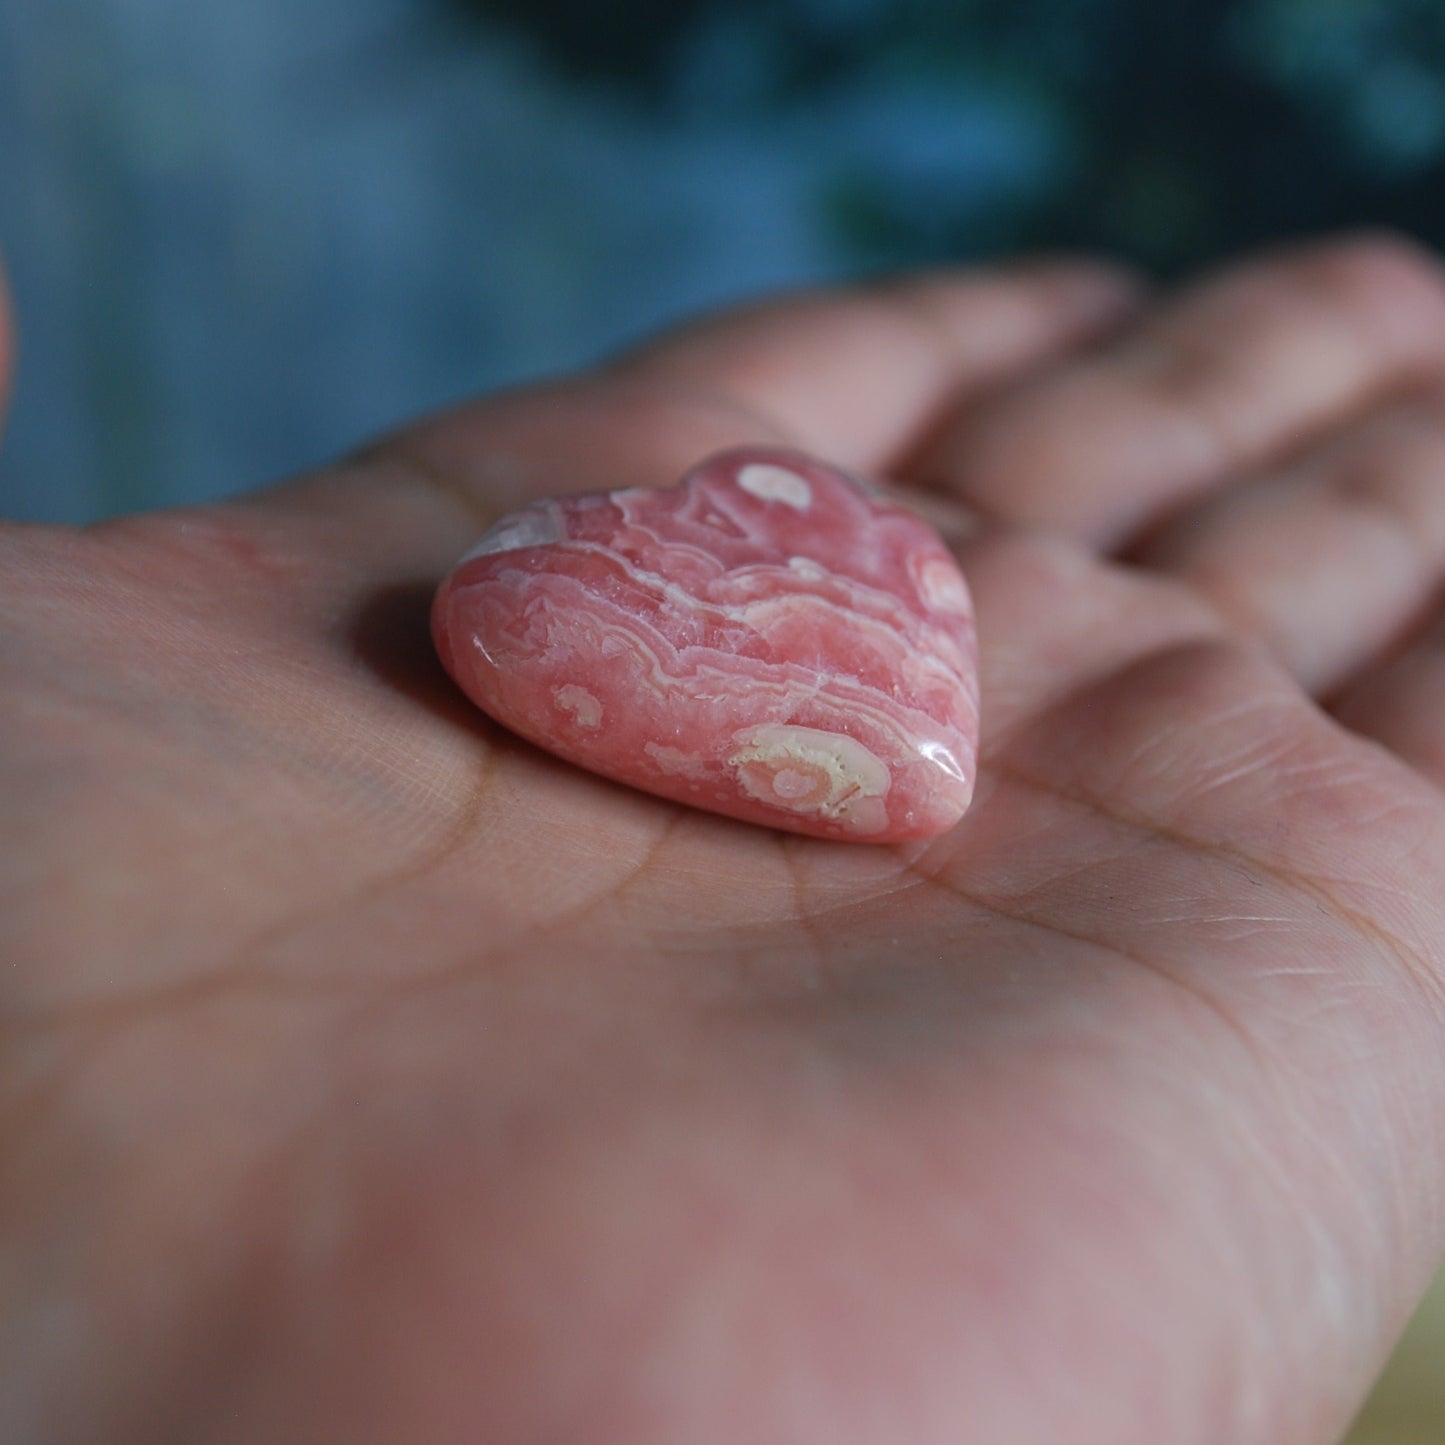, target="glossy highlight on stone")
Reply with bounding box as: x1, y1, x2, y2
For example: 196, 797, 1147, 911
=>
431, 447, 979, 842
